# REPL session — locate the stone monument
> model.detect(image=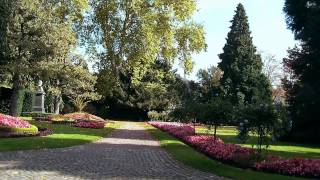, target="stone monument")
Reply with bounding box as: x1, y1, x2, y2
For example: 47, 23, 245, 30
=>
33, 80, 45, 113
